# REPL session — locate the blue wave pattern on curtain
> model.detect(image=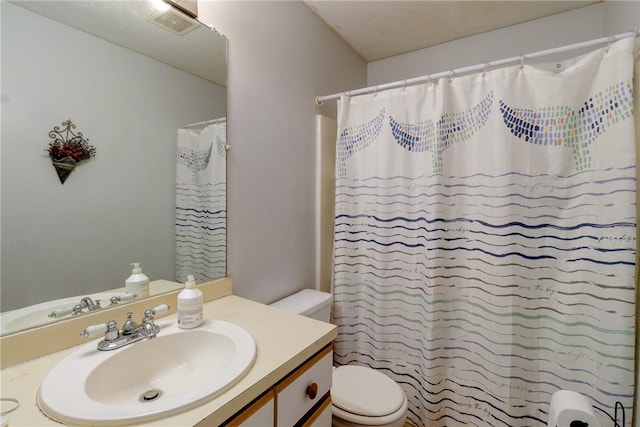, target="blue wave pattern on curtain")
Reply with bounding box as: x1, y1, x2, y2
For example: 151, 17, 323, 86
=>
332, 38, 636, 427
176, 122, 227, 283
